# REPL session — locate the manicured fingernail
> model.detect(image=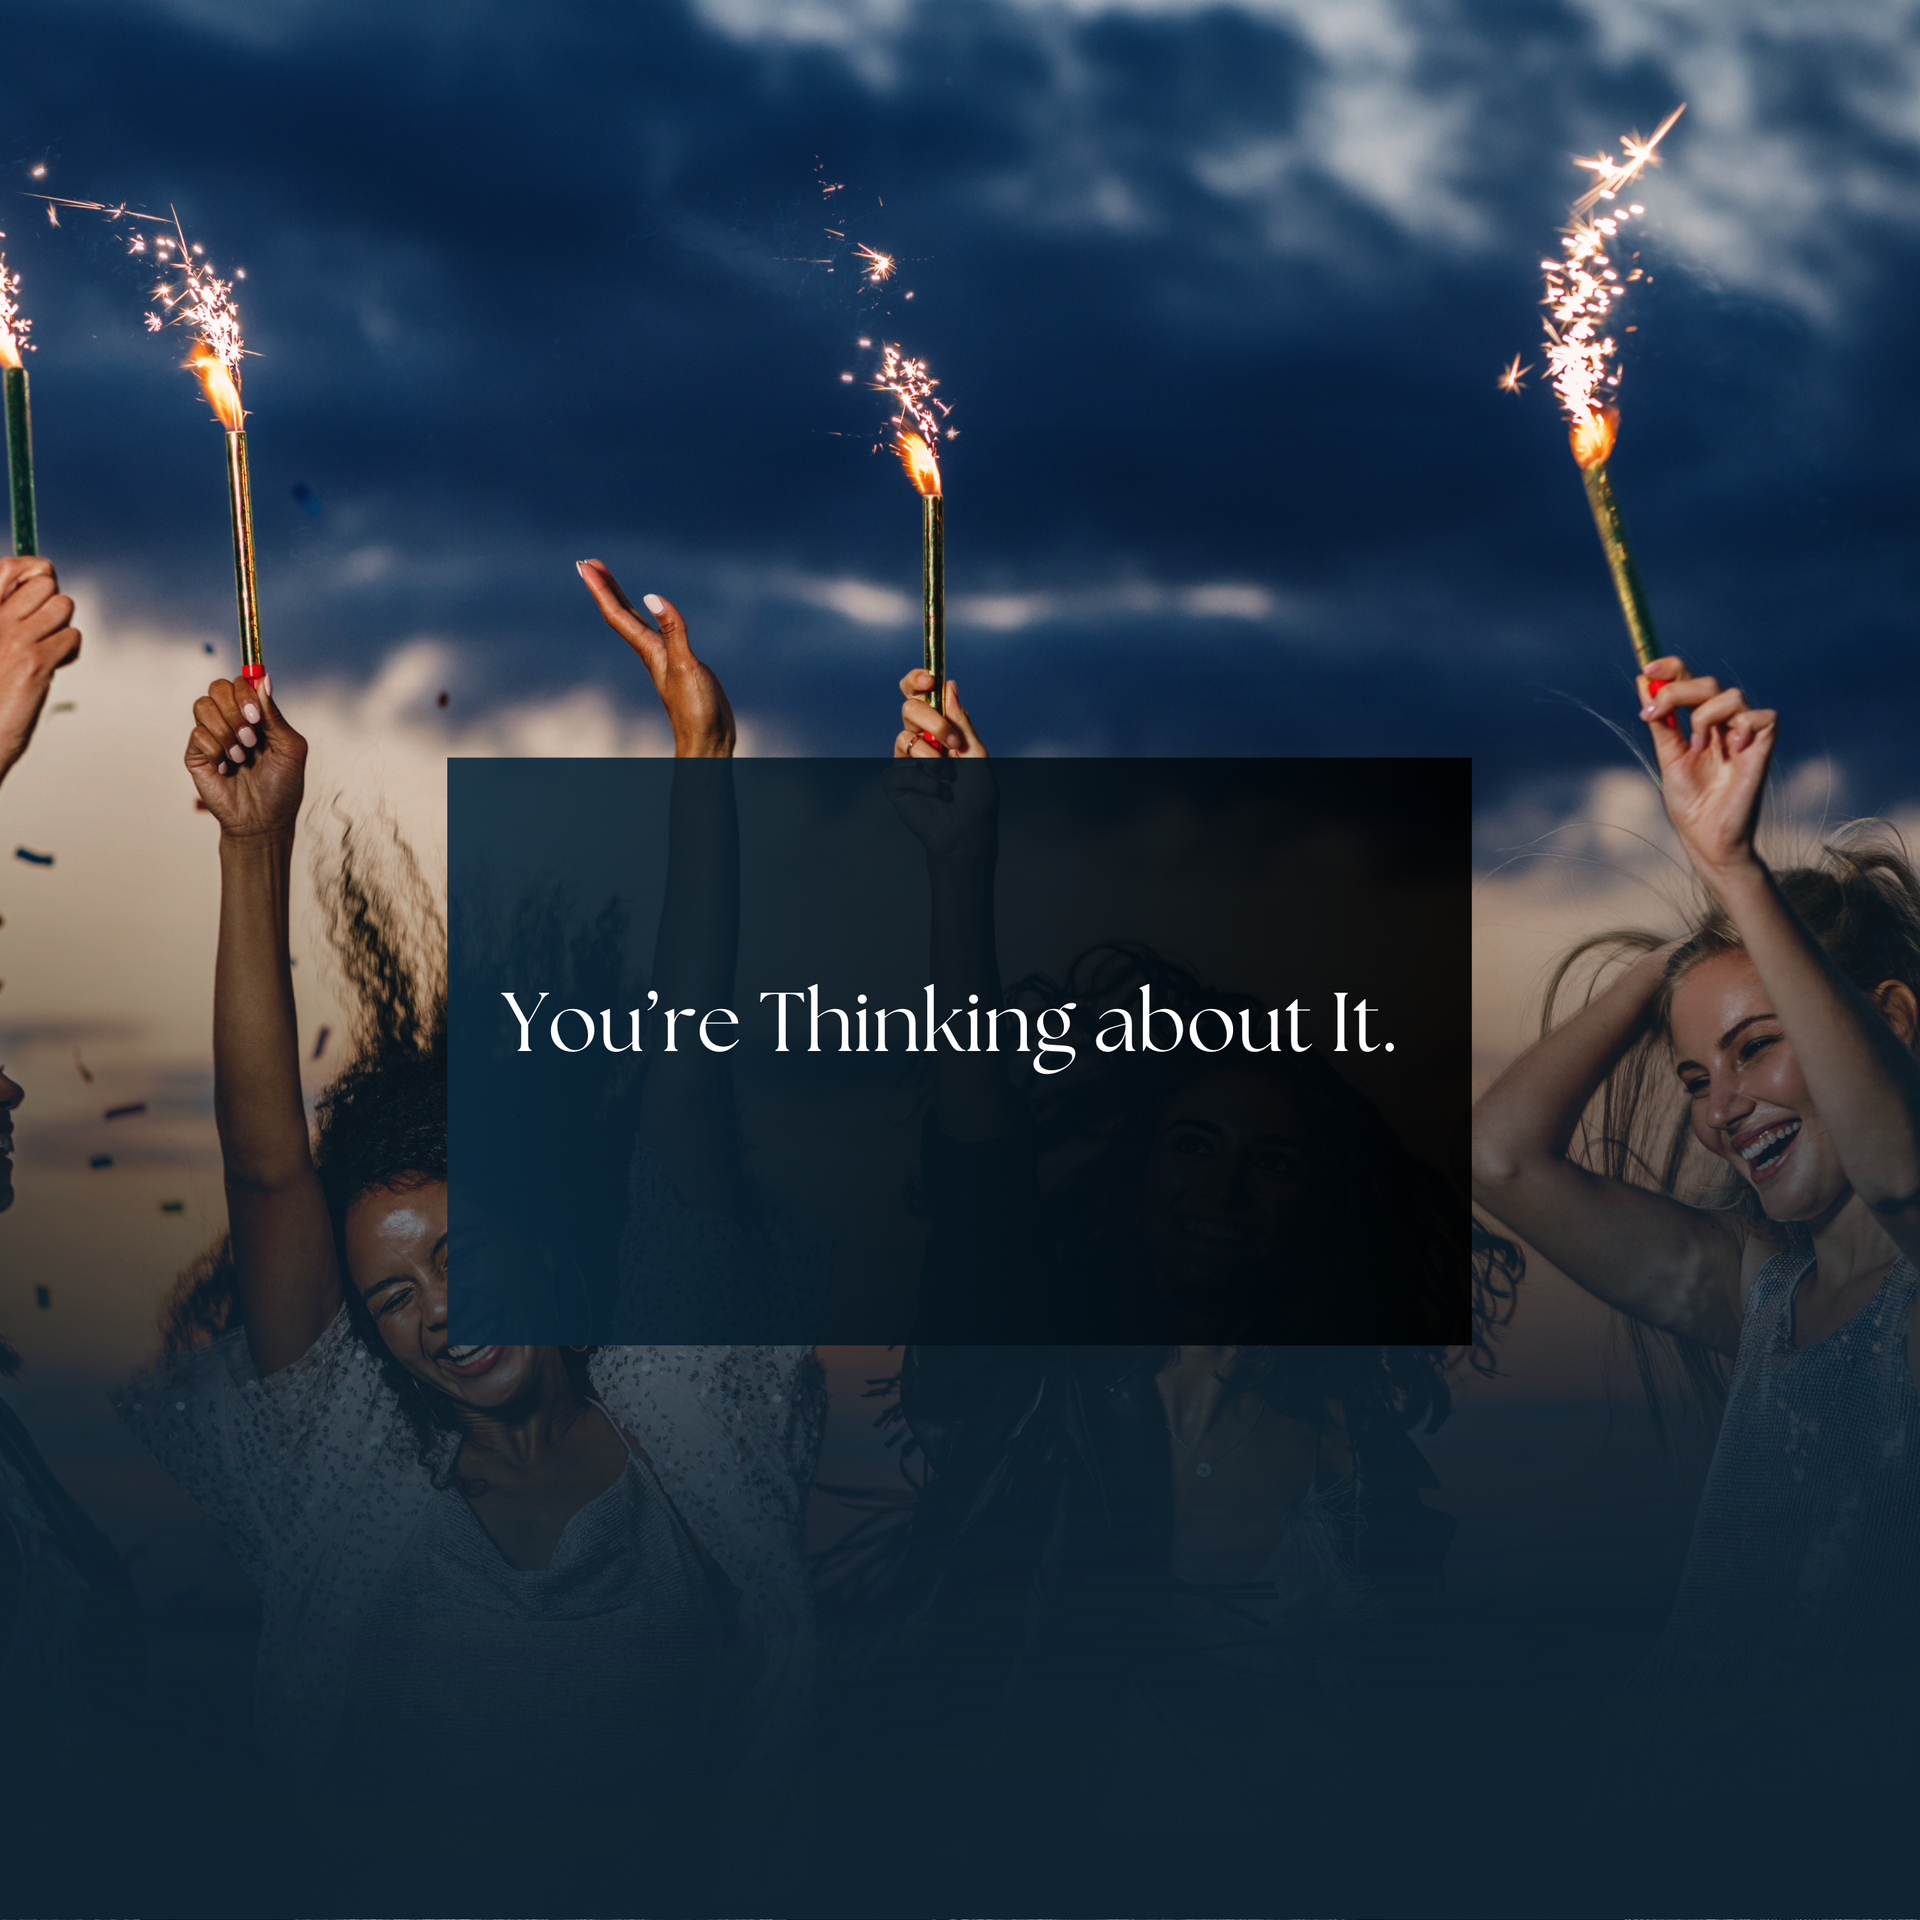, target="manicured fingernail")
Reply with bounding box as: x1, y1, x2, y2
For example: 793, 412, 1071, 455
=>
642, 593, 665, 616
242, 703, 261, 725
228, 744, 246, 764
217, 760, 232, 777
575, 560, 588, 577
237, 726, 258, 749
262, 673, 273, 701
1639, 703, 1657, 719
